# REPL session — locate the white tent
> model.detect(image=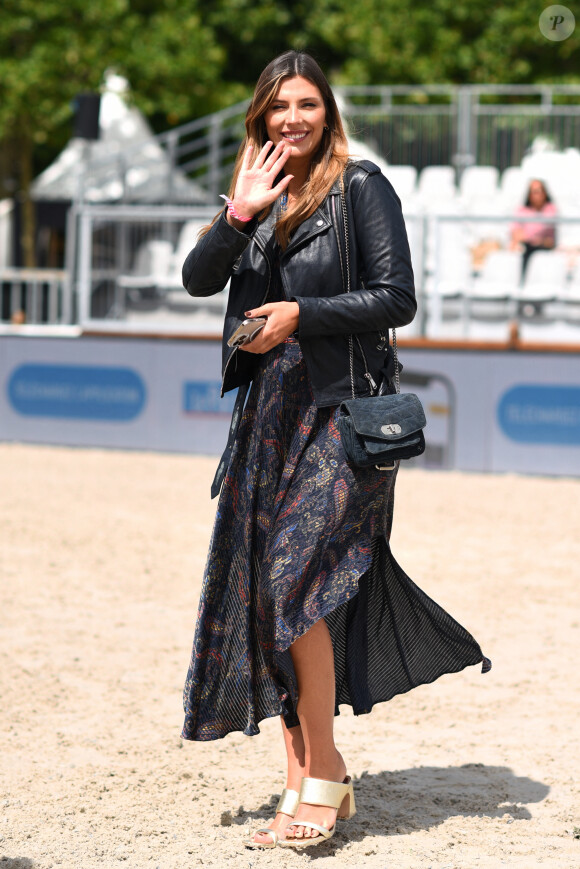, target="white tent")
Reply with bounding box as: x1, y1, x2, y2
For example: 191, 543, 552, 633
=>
31, 73, 210, 204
